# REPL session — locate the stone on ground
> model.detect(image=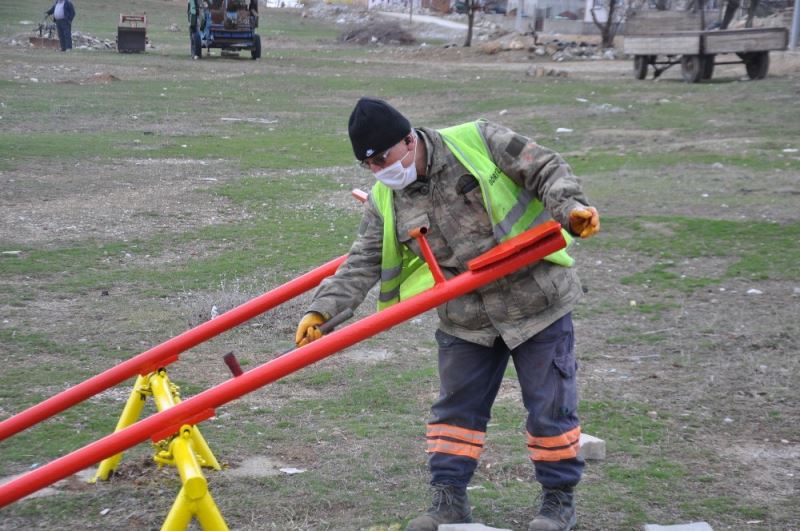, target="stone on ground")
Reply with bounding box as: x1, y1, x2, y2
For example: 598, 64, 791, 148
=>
579, 432, 606, 460
644, 522, 714, 531
439, 524, 512, 531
